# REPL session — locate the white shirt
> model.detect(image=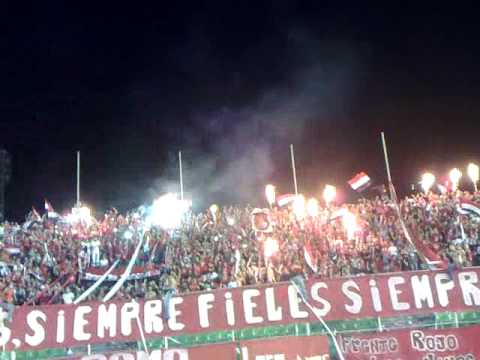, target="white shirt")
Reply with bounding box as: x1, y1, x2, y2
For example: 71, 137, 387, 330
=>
63, 292, 75, 304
